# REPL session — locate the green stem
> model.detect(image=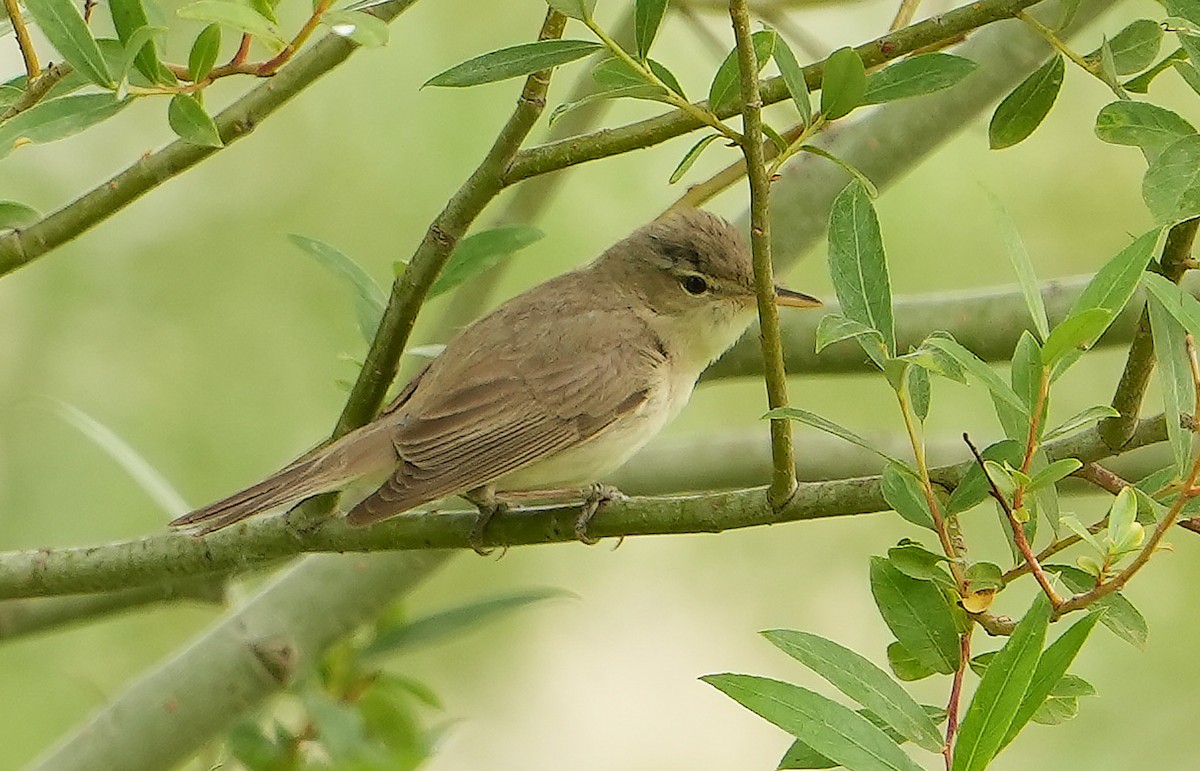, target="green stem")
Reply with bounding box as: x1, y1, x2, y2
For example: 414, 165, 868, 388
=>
731, 0, 796, 506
